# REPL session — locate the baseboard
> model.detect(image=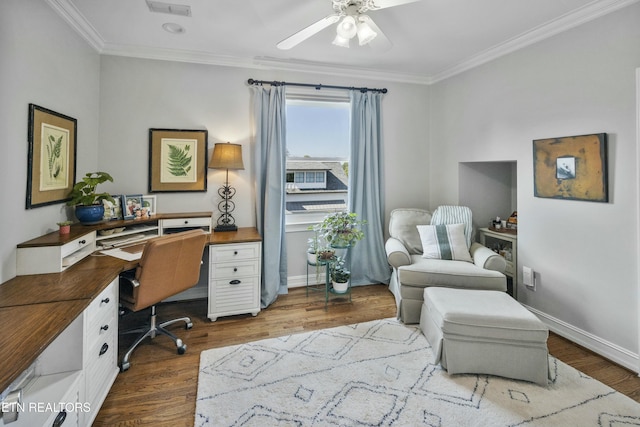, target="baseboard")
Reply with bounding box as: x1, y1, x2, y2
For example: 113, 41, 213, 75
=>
287, 274, 324, 289
524, 304, 639, 374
